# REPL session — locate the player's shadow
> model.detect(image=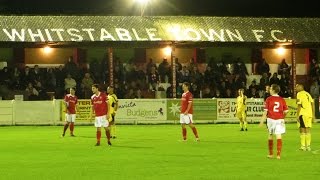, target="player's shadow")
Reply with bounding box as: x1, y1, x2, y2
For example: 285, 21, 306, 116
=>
112, 145, 154, 149
73, 135, 96, 139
